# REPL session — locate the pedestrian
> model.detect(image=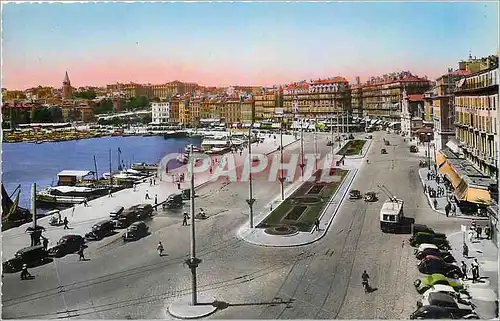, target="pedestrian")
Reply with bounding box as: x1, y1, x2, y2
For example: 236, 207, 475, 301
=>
154, 194, 158, 206
427, 172, 431, 181
133, 183, 137, 192
468, 229, 474, 243
313, 218, 320, 233
423, 184, 427, 193
149, 178, 152, 186
463, 243, 469, 258
485, 226, 491, 240
476, 225, 482, 239
445, 203, 450, 217
78, 245, 85, 261
63, 217, 69, 229
182, 212, 189, 226
145, 190, 151, 200
171, 174, 175, 182
83, 198, 89, 207
177, 182, 181, 190
433, 198, 438, 209
460, 261, 468, 280
471, 259, 480, 282
42, 237, 49, 250
209, 167, 212, 174
451, 203, 456, 216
